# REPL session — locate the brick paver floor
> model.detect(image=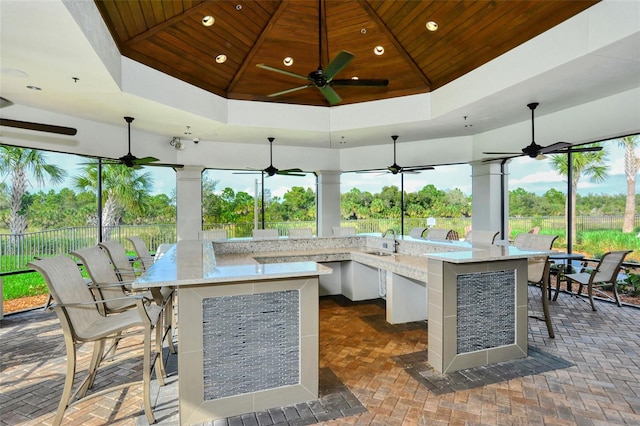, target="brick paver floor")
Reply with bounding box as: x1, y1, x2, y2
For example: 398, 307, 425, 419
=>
1, 286, 640, 425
